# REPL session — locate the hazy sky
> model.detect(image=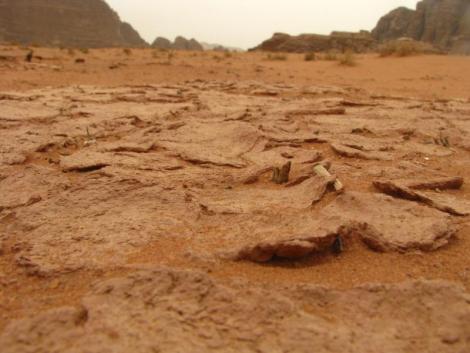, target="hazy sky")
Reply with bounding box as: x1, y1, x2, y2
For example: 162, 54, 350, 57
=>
106, 0, 418, 49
